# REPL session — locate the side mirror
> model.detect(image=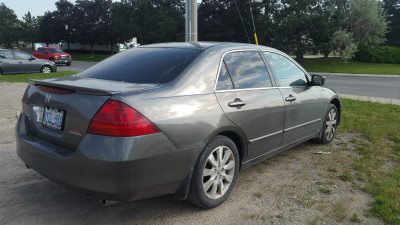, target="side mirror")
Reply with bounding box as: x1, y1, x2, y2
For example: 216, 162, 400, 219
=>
311, 75, 325, 86
30, 56, 36, 60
